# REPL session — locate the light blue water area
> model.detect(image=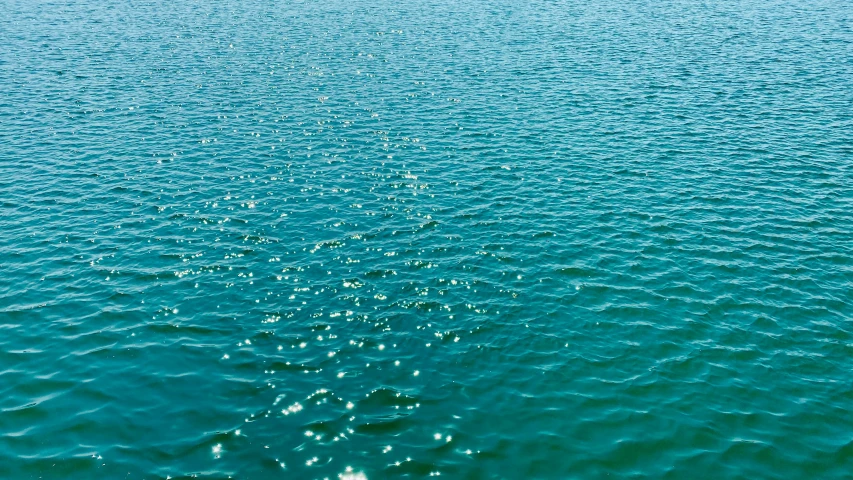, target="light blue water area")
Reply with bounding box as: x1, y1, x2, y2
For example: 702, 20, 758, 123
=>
1, 0, 852, 478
